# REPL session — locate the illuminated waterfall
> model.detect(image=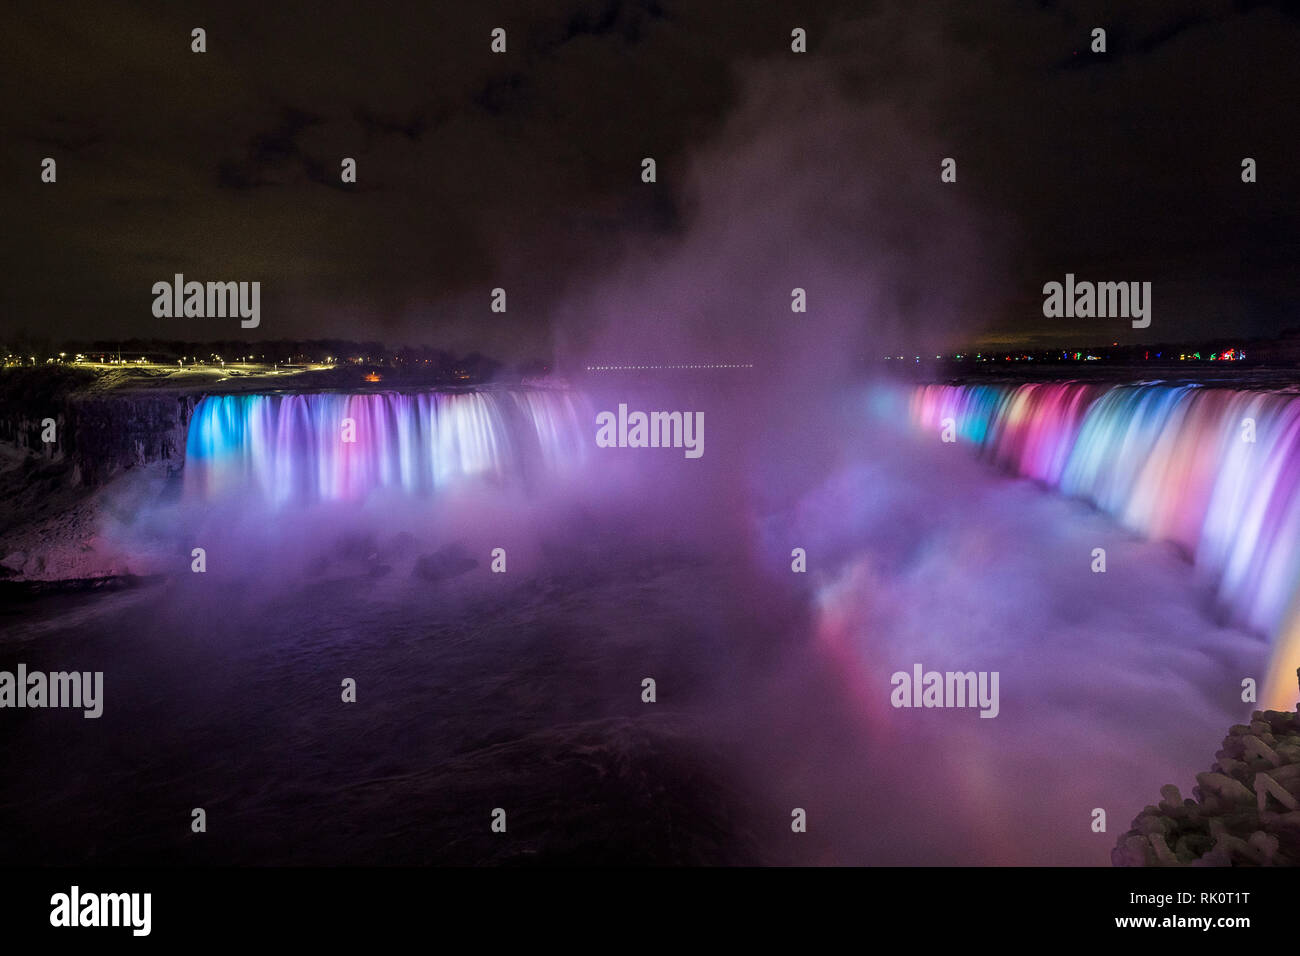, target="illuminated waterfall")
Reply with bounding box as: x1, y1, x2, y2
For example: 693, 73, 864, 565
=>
911, 381, 1300, 710
185, 389, 591, 503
